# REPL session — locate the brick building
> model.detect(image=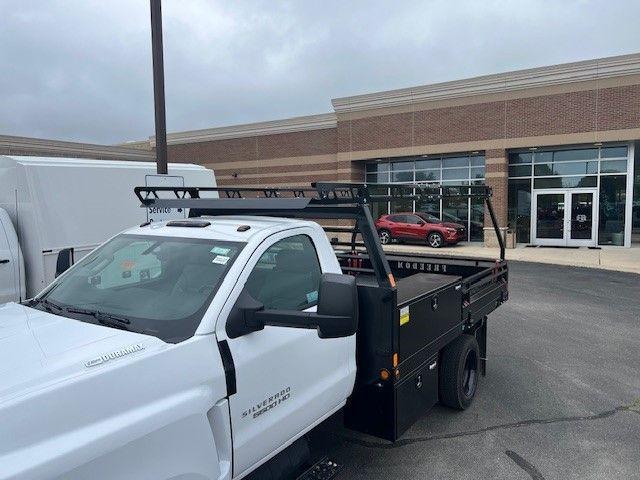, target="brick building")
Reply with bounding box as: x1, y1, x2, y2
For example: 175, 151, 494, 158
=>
134, 53, 640, 247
